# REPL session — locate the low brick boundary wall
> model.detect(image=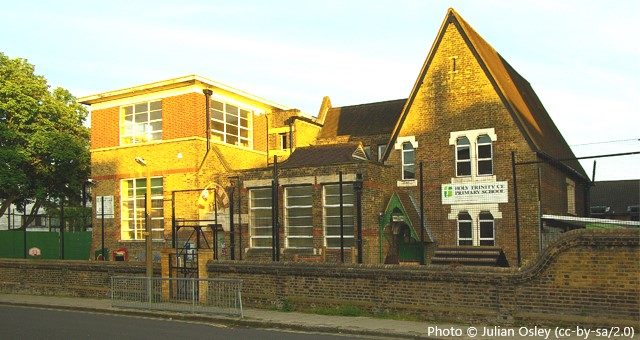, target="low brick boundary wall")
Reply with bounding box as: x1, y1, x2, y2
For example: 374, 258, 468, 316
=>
207, 229, 639, 326
0, 229, 637, 327
0, 260, 158, 298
